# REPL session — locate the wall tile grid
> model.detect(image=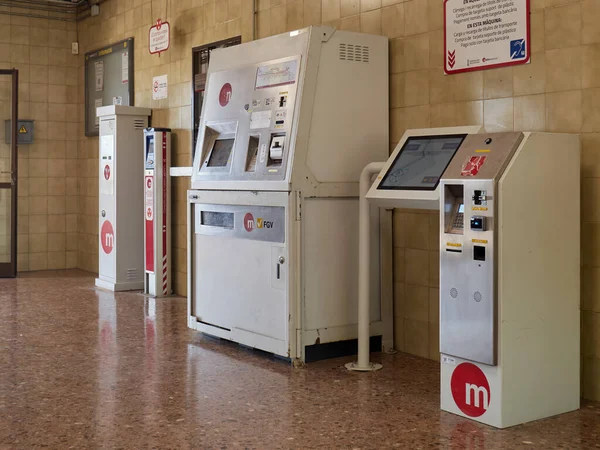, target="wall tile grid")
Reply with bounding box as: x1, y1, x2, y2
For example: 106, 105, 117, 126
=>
76, 0, 252, 290
74, 0, 599, 400
0, 6, 79, 272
